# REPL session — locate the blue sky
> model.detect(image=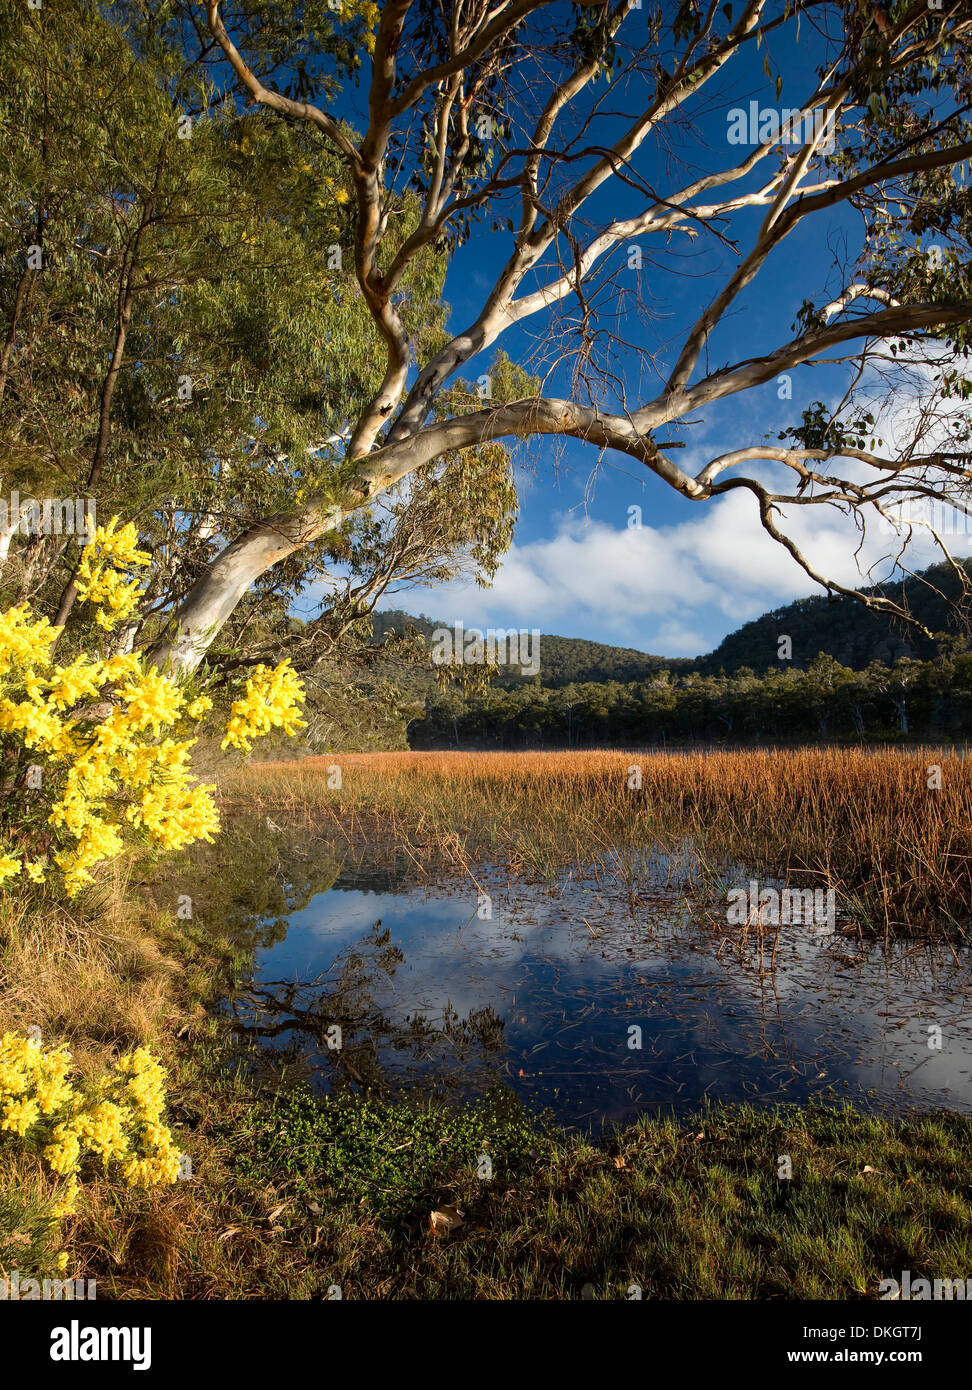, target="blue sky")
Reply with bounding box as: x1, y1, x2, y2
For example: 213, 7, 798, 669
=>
323, 6, 971, 659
